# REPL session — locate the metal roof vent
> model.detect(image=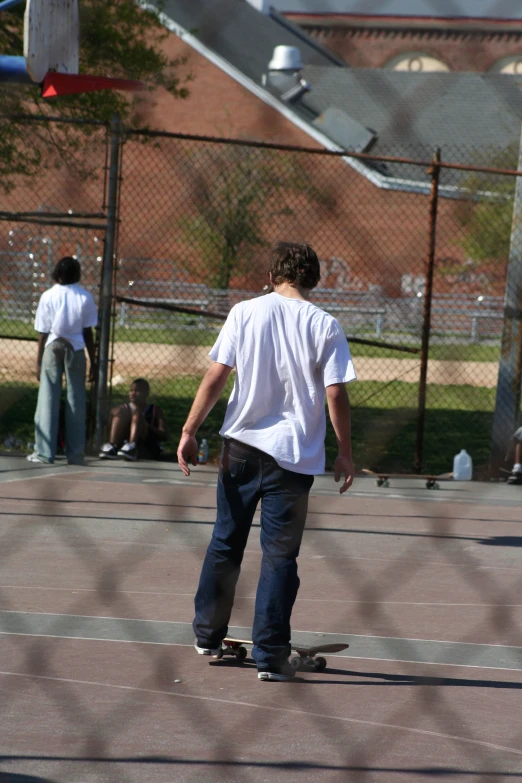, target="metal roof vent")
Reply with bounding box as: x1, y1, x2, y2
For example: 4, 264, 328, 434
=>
268, 46, 303, 73
263, 46, 310, 103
